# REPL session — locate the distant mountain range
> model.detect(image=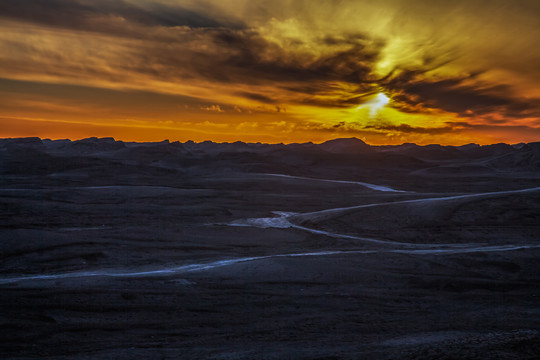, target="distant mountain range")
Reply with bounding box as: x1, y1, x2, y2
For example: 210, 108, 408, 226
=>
1, 137, 539, 181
